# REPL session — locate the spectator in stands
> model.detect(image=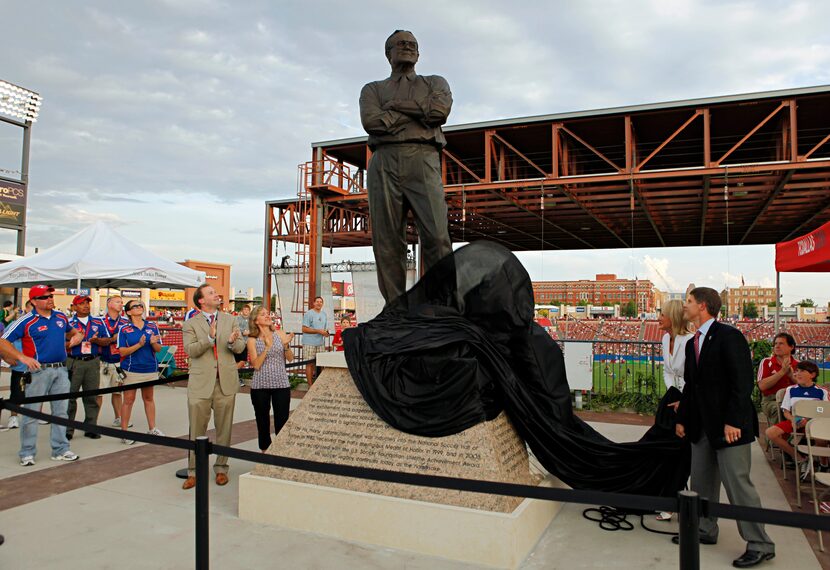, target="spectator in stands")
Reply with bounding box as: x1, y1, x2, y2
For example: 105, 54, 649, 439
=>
332, 315, 352, 351
1, 300, 17, 328
301, 296, 329, 385
764, 360, 827, 476
116, 300, 165, 443
655, 299, 693, 522
247, 306, 294, 452
757, 333, 797, 437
